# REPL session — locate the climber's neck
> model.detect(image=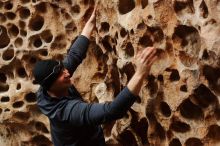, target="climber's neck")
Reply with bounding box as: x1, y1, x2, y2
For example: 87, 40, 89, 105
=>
47, 87, 69, 98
